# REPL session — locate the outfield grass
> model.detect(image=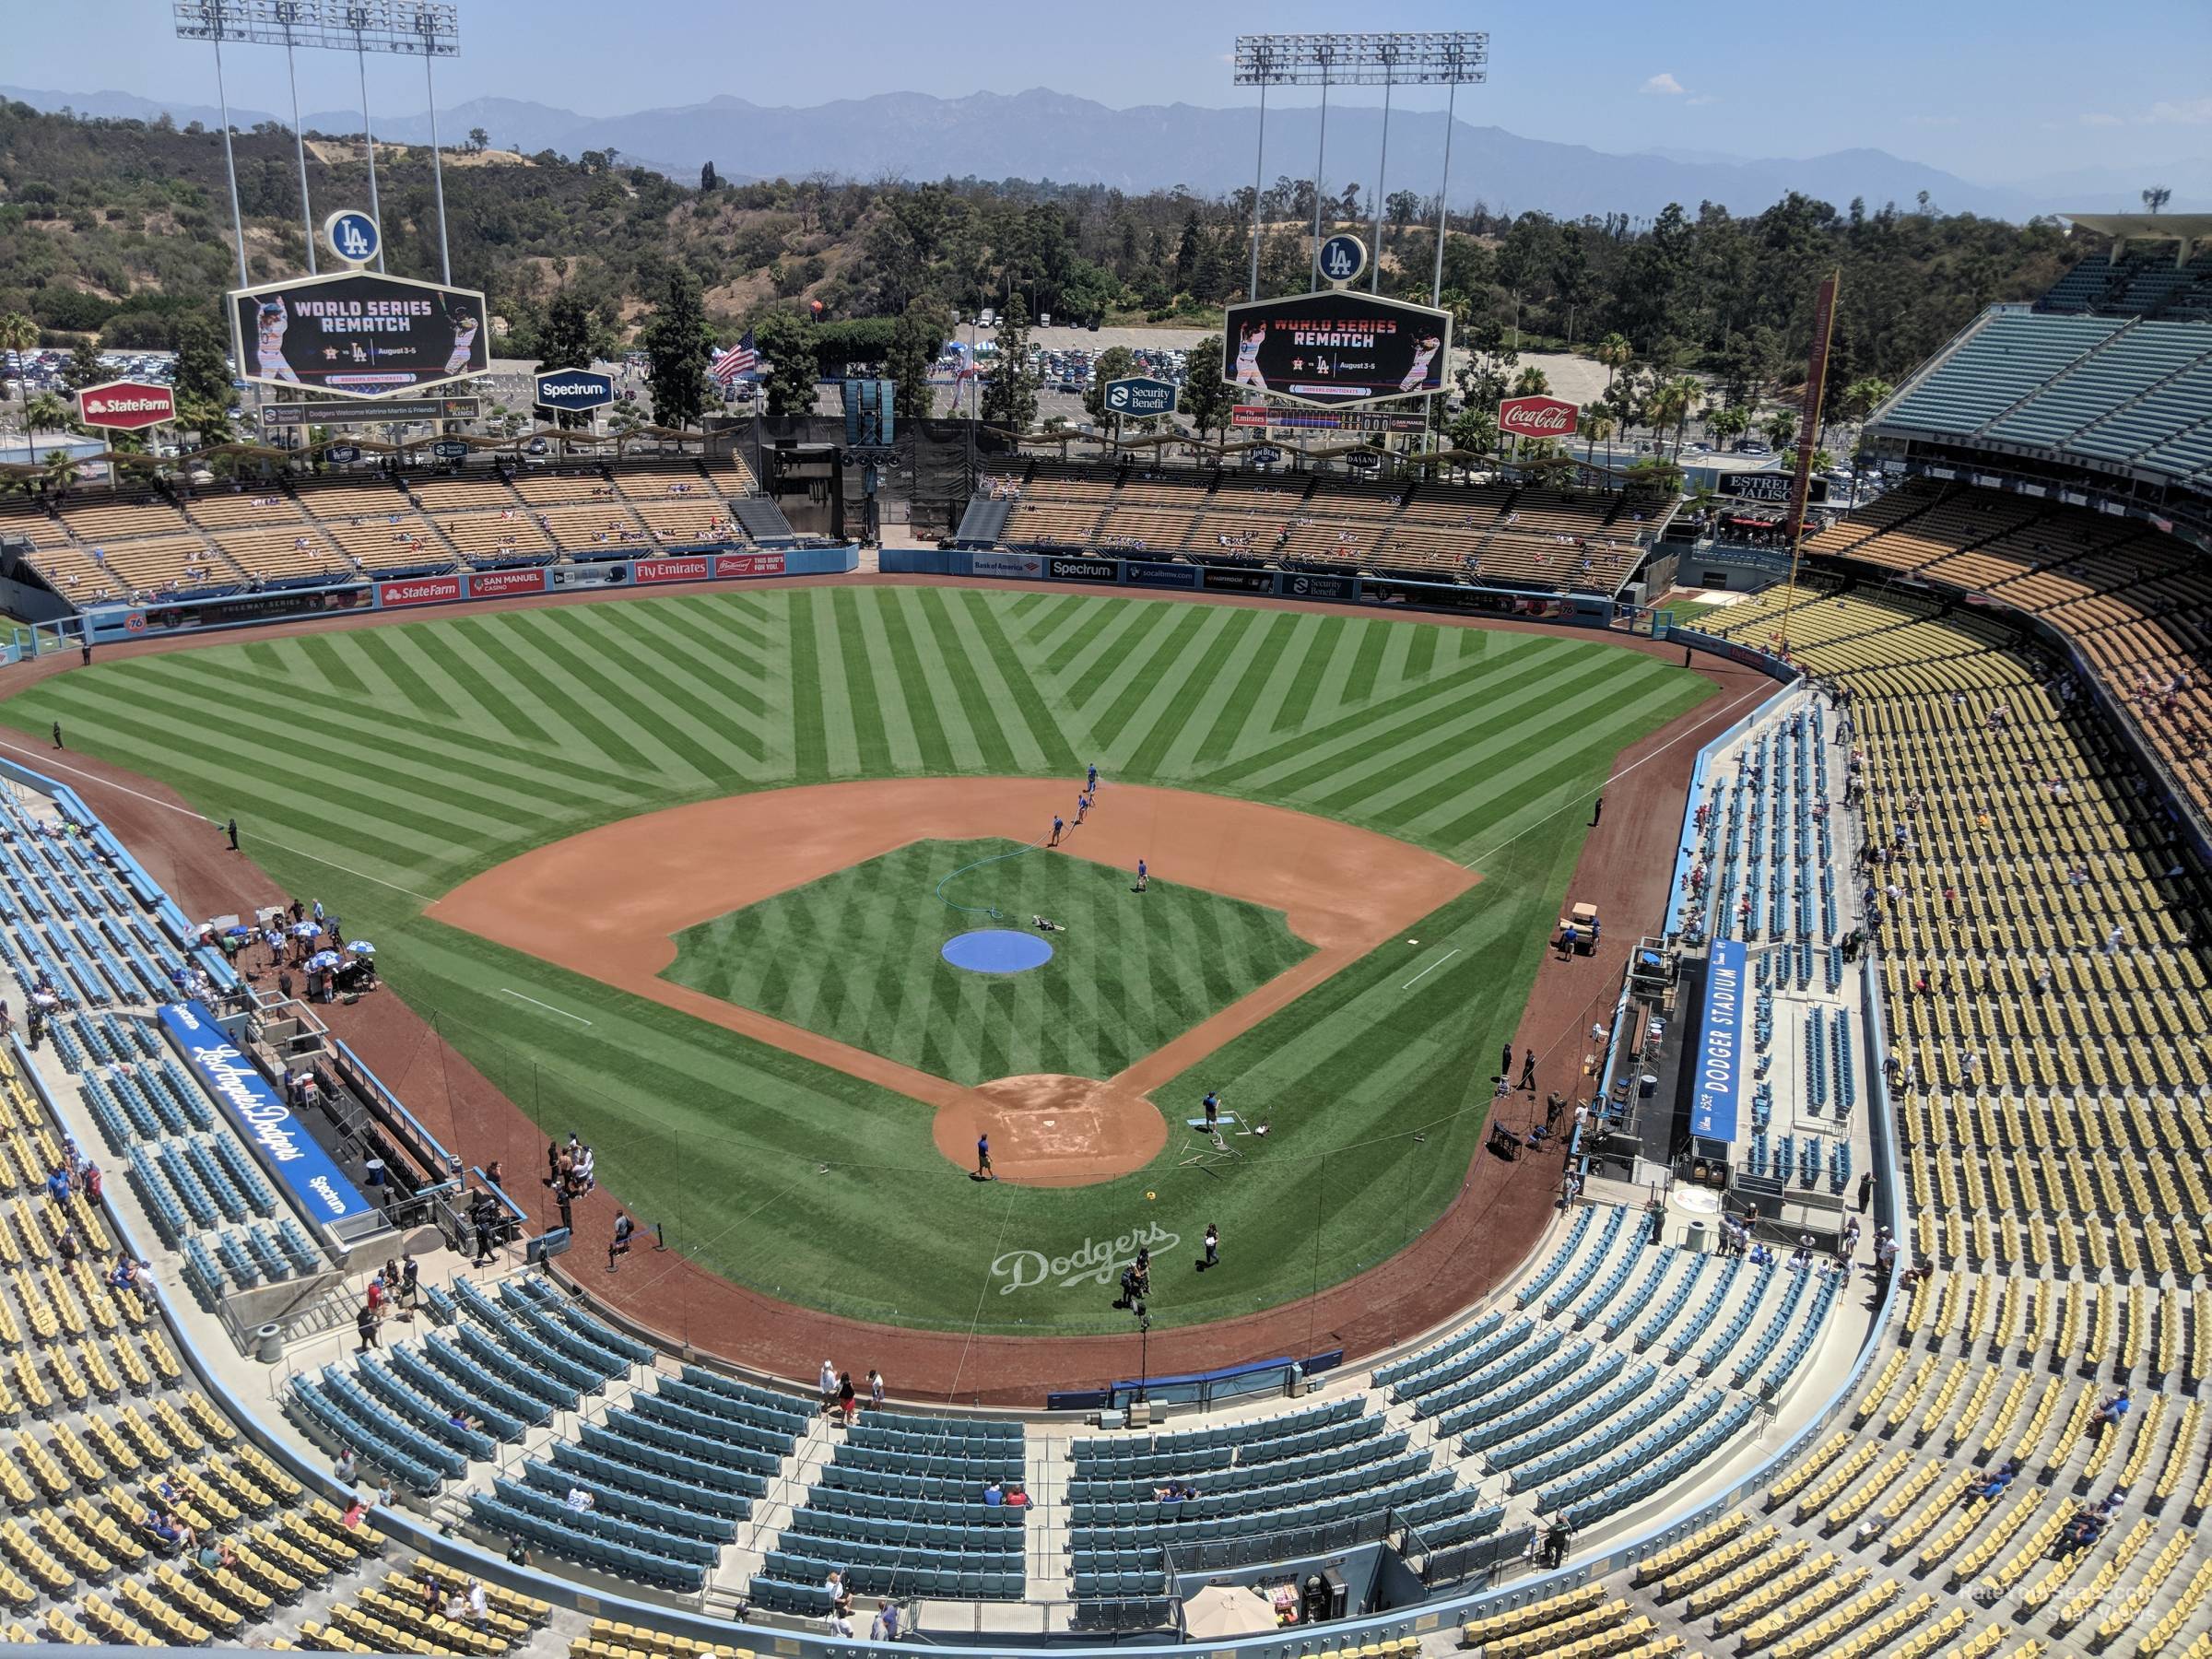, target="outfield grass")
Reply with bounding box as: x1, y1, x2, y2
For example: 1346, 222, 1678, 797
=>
0, 587, 1712, 1333
663, 837, 1312, 1086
